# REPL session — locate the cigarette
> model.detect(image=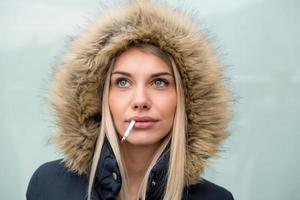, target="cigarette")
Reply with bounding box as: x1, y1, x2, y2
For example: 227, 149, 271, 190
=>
121, 120, 135, 143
